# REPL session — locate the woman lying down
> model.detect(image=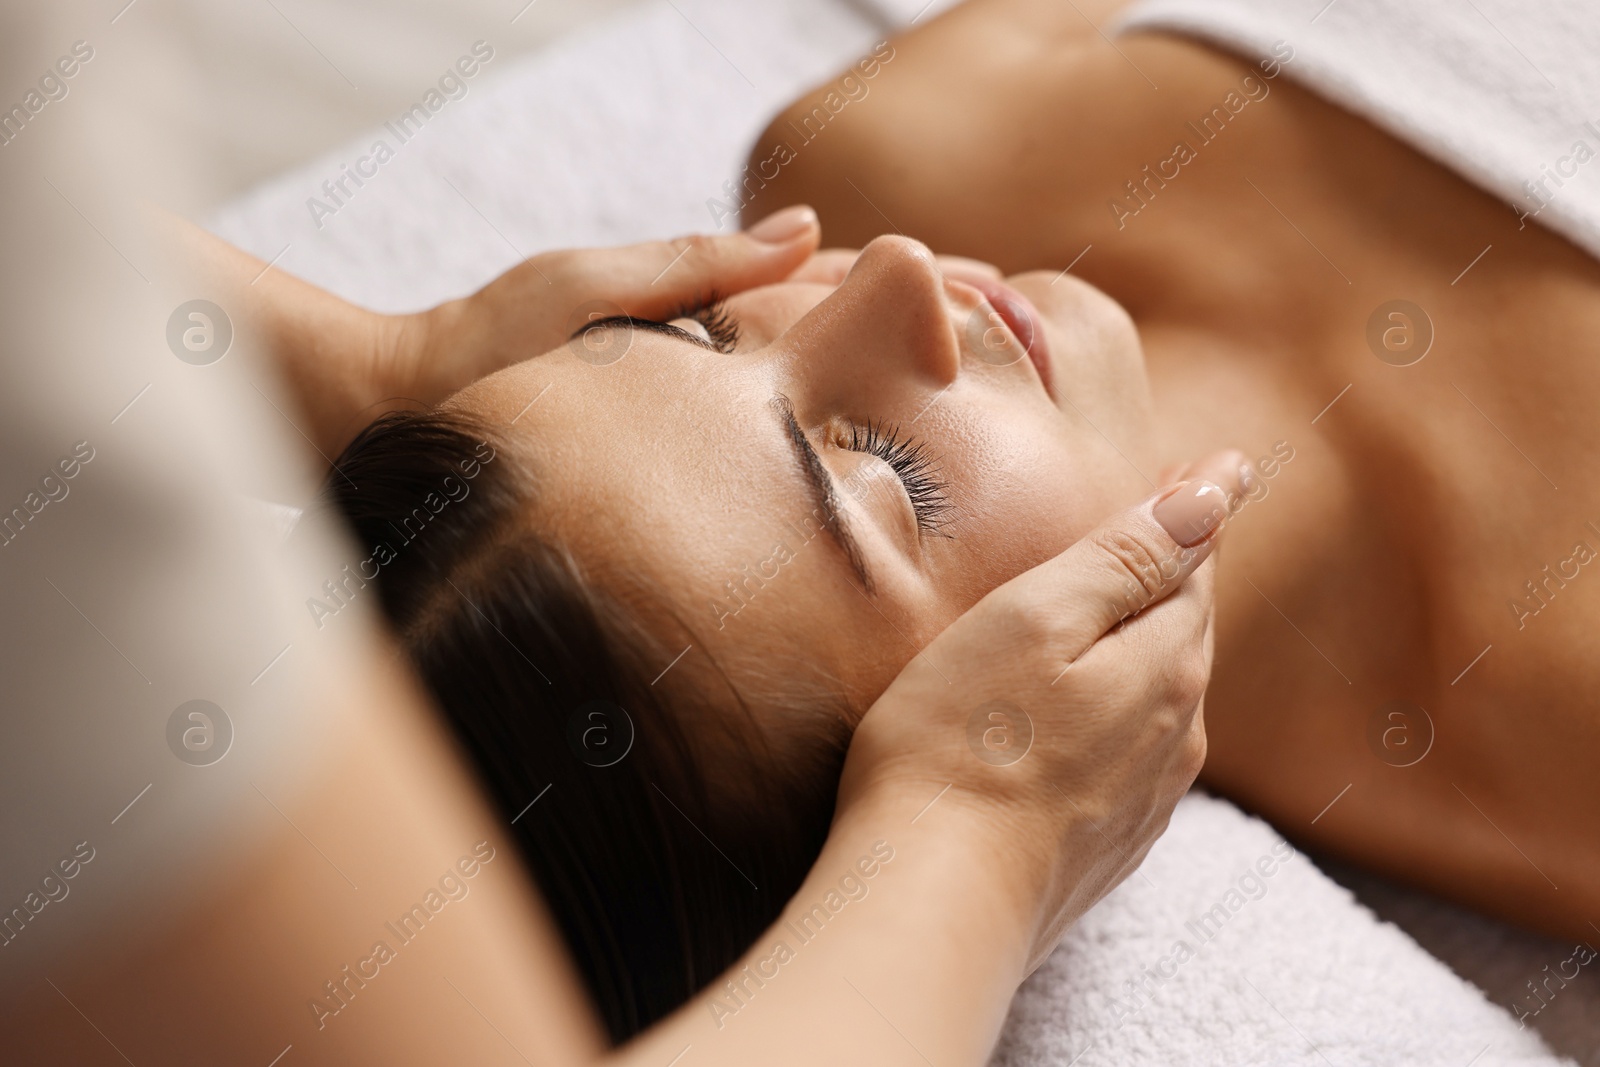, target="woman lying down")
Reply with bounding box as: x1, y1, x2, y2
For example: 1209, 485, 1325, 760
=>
203, 0, 1599, 1047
